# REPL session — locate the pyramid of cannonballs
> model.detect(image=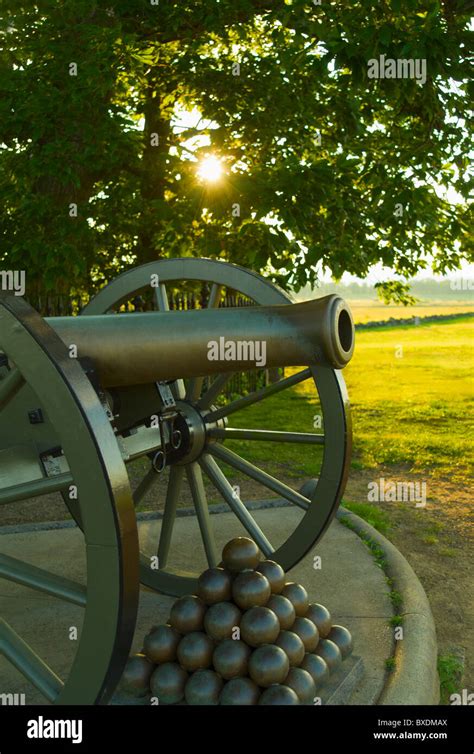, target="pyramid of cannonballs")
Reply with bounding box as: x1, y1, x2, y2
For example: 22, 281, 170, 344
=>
120, 537, 353, 705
